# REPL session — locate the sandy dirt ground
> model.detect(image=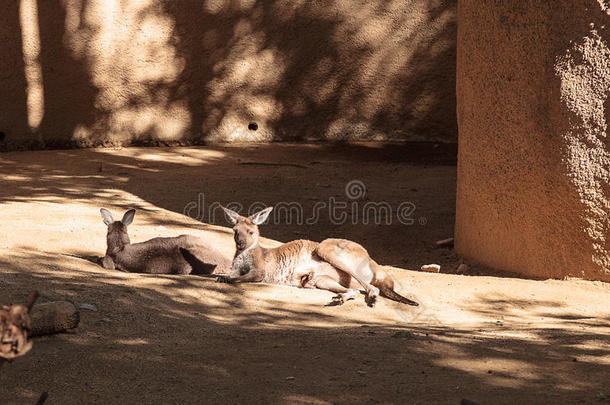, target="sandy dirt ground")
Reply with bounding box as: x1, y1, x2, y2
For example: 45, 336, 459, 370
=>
0, 144, 608, 404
